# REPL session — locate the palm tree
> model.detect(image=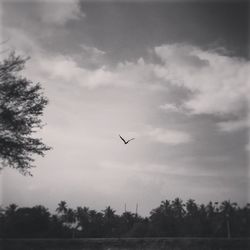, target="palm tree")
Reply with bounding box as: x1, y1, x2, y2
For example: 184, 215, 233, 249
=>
103, 206, 117, 236
206, 202, 216, 217
220, 200, 236, 238
160, 200, 172, 216
75, 206, 91, 236
66, 208, 76, 224
56, 201, 69, 227
171, 198, 185, 219
121, 211, 136, 230
59, 208, 77, 238
186, 199, 198, 217
103, 206, 116, 220
56, 201, 68, 215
